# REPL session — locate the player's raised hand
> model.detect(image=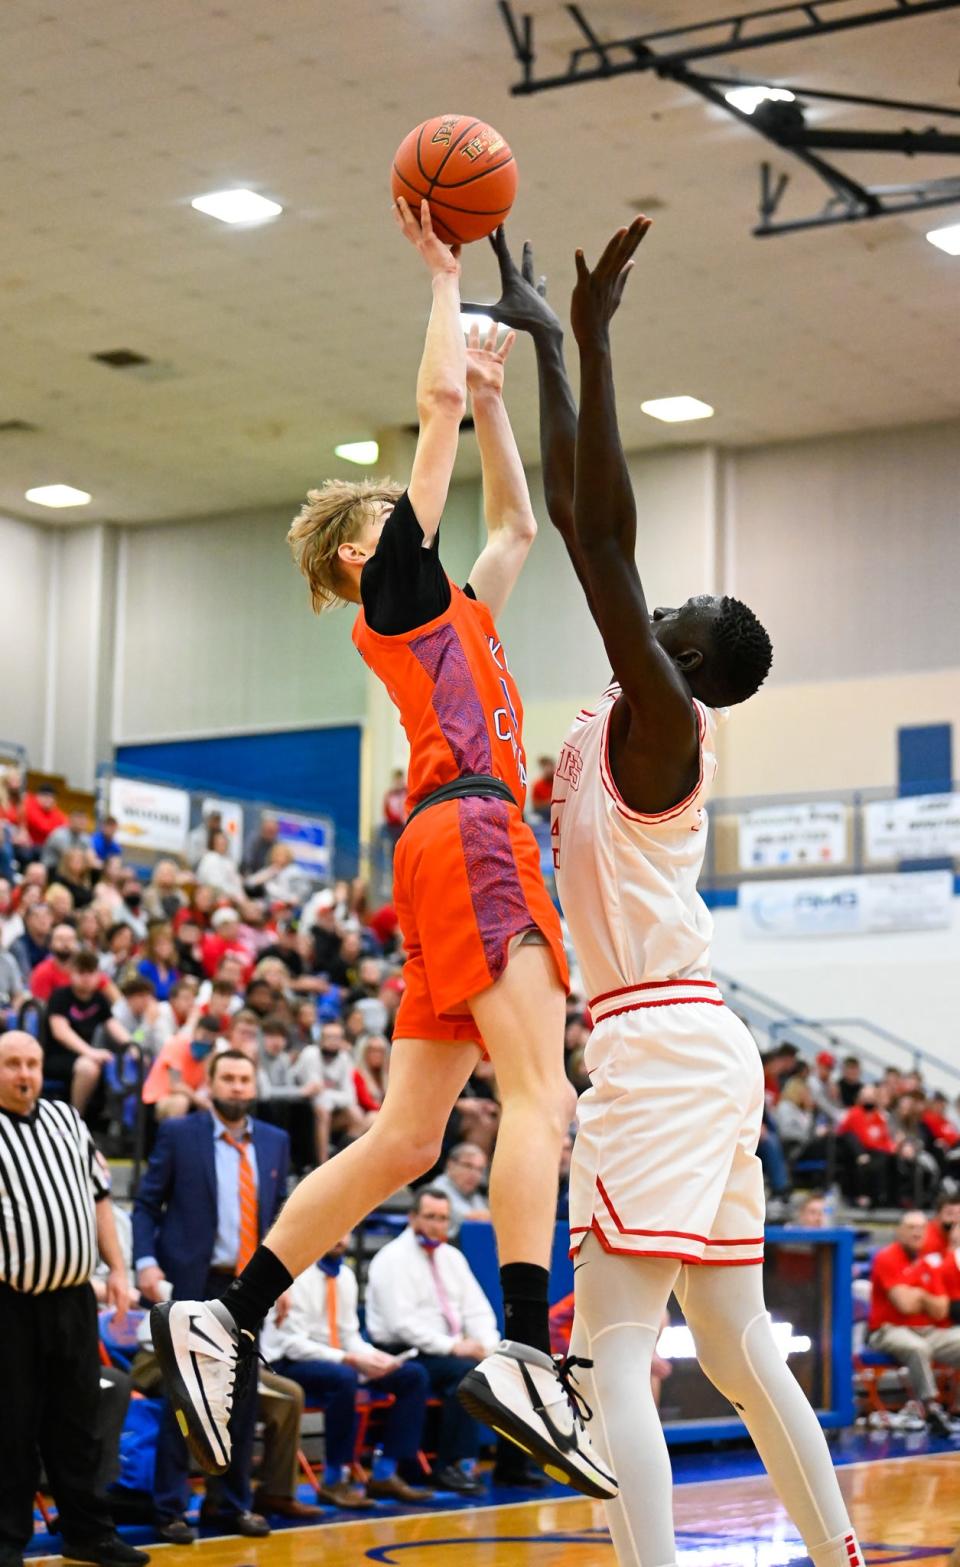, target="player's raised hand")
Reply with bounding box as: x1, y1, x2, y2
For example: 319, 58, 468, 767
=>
393, 196, 461, 278
465, 318, 517, 398
461, 227, 562, 339
570, 215, 652, 348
